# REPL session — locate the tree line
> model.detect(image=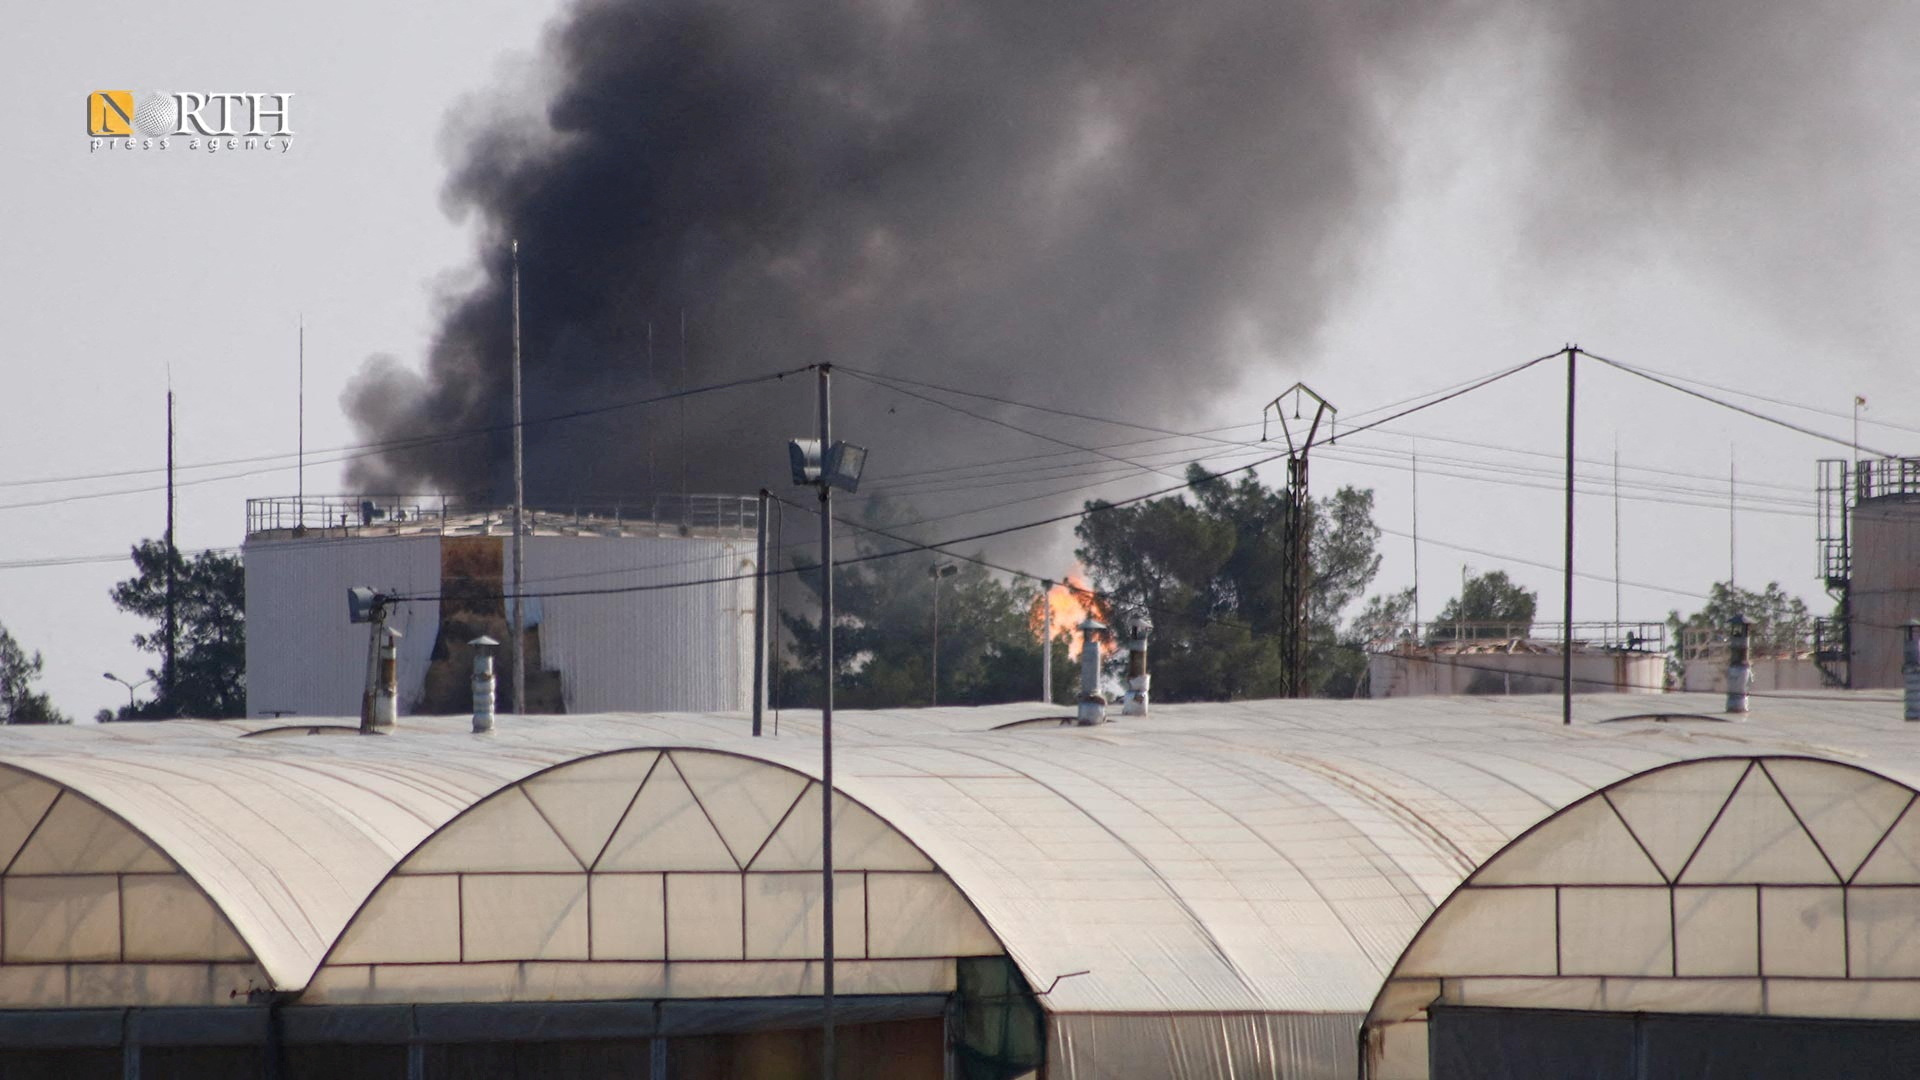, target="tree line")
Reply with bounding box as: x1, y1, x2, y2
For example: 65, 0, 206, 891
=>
0, 475, 1828, 722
